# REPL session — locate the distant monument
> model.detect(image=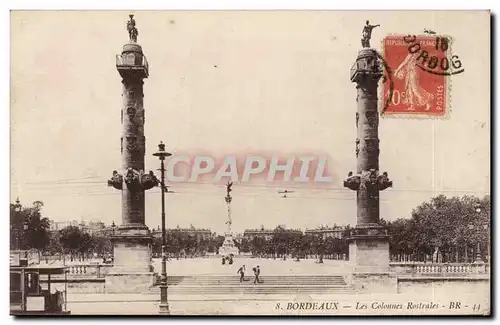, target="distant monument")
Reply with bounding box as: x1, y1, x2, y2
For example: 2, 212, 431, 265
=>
106, 15, 157, 293
219, 182, 239, 256
344, 21, 395, 292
